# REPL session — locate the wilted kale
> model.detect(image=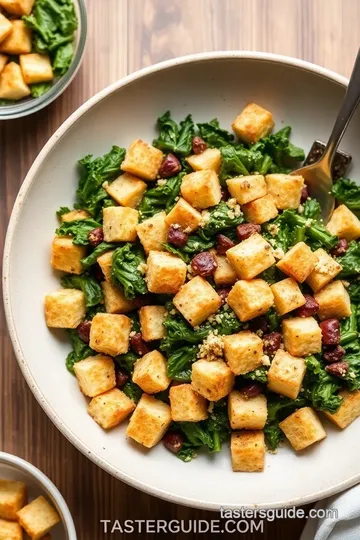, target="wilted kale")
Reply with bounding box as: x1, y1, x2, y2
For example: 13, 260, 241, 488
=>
344, 354, 360, 391
201, 201, 243, 235
264, 394, 307, 451
75, 146, 126, 219
61, 274, 103, 307
111, 244, 148, 300
175, 400, 230, 460
122, 381, 143, 403
242, 367, 268, 384
115, 352, 138, 375
197, 118, 234, 148
30, 82, 53, 98
303, 356, 342, 413
348, 281, 360, 303
163, 232, 215, 262
302, 198, 322, 220
85, 303, 105, 319
266, 308, 281, 332
332, 178, 360, 213
219, 146, 250, 182
23, 0, 78, 83
153, 111, 194, 156
264, 209, 337, 252
80, 242, 117, 270
338, 242, 360, 277
166, 345, 198, 382
138, 173, 183, 221
56, 206, 71, 218
55, 218, 101, 245
340, 305, 360, 352
251, 126, 305, 173
66, 330, 94, 373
